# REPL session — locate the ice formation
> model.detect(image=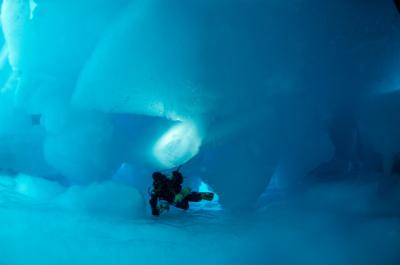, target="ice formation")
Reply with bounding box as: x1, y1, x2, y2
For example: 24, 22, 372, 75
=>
0, 0, 400, 264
